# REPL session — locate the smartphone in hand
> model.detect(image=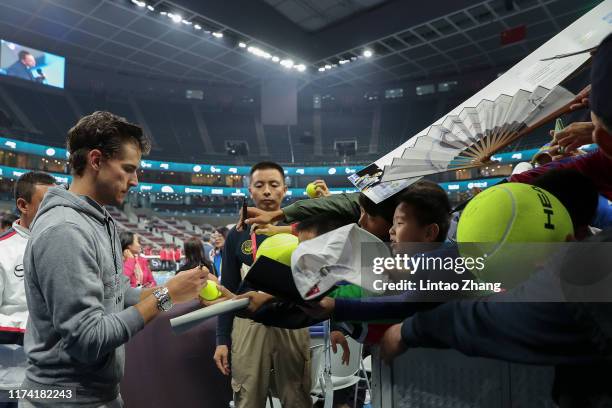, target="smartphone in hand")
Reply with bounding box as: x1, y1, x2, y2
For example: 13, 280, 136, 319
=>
240, 197, 248, 230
